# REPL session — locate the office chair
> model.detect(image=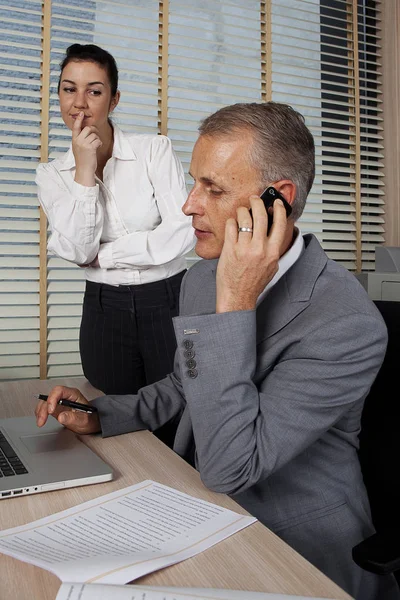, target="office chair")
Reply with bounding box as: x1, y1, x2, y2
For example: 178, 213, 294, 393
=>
352, 300, 400, 583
